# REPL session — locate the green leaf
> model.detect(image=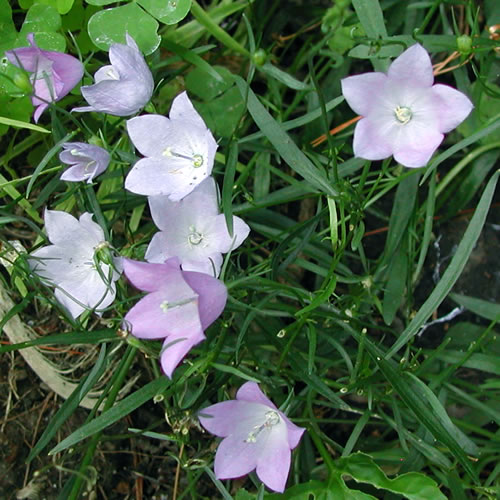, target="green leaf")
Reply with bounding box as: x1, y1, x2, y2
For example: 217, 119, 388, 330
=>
57, 0, 75, 14
235, 76, 337, 197
372, 354, 479, 482
21, 3, 61, 34
0, 0, 16, 47
338, 452, 447, 500
137, 0, 191, 25
0, 116, 50, 133
351, 0, 388, 38
450, 293, 500, 321
85, 0, 116, 5
88, 3, 160, 55
382, 241, 408, 325
49, 376, 170, 454
27, 344, 108, 462
258, 62, 312, 91
387, 170, 500, 356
